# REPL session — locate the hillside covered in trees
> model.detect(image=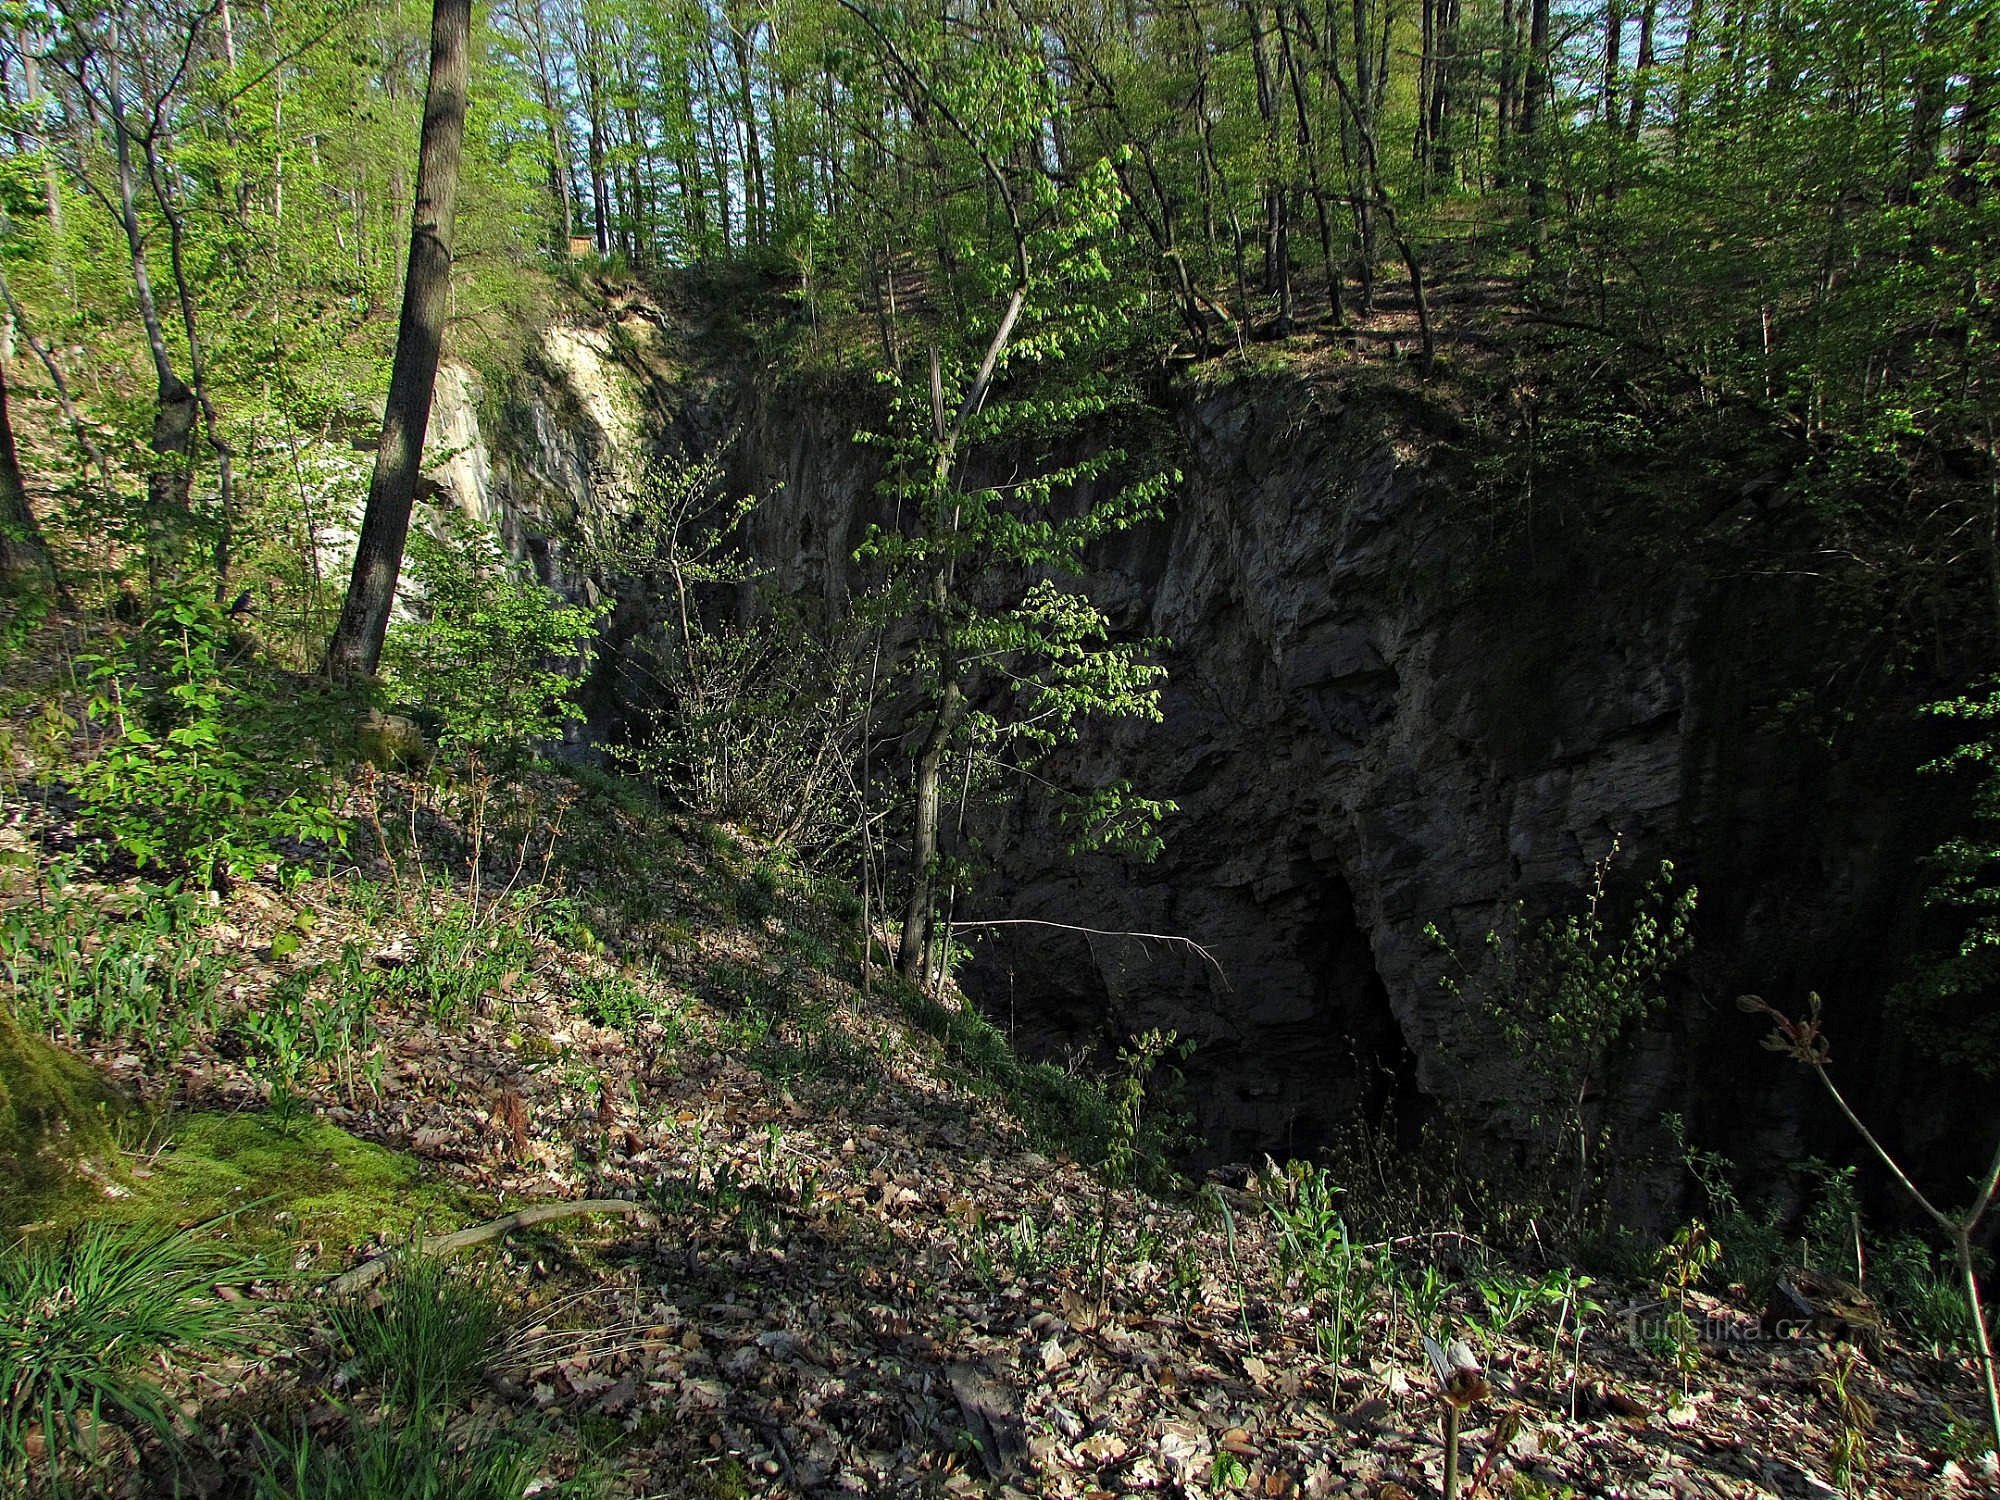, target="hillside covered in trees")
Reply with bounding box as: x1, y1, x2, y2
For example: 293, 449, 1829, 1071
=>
4, 0, 2000, 1493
